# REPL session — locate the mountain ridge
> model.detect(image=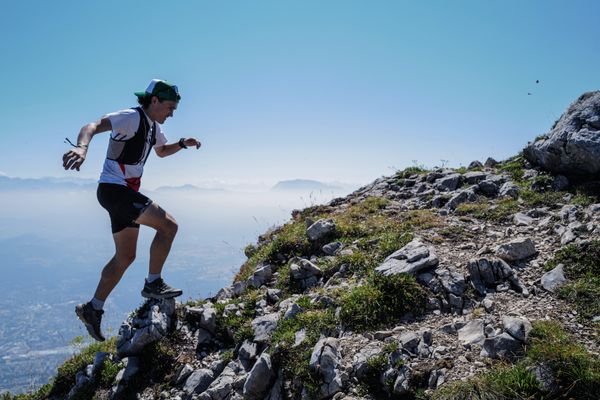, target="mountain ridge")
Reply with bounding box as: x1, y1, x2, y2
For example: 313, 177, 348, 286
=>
6, 92, 600, 400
